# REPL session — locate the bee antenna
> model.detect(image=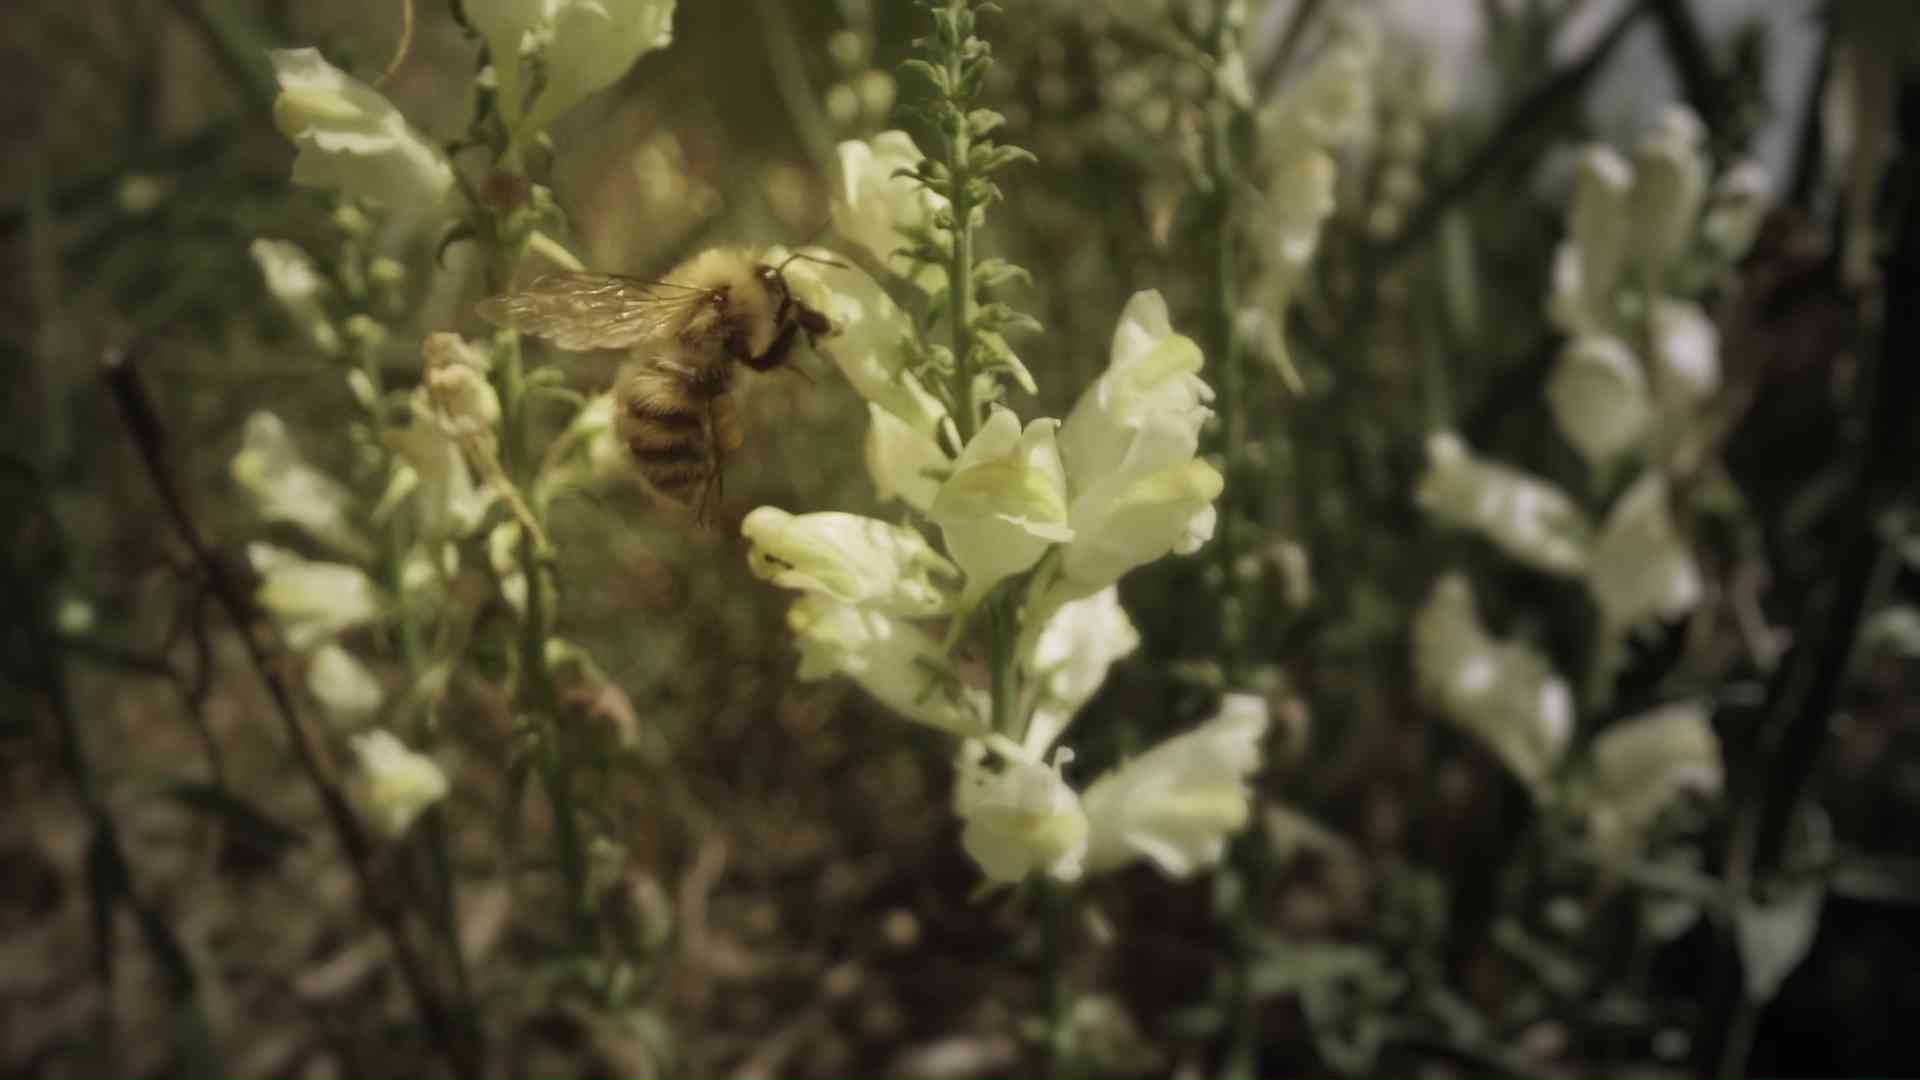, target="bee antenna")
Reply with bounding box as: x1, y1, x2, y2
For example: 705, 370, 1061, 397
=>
776, 250, 850, 274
